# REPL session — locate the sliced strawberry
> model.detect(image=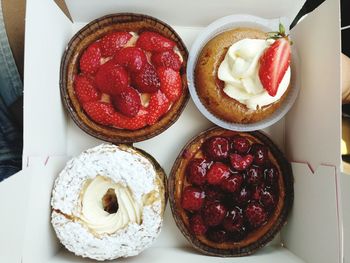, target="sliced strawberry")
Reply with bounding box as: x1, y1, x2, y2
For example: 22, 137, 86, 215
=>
79, 42, 101, 74
114, 47, 147, 72
111, 107, 148, 130
112, 86, 141, 117
74, 74, 101, 104
95, 60, 129, 95
259, 38, 291, 97
157, 67, 182, 102
132, 63, 160, 93
151, 50, 182, 71
146, 90, 170, 125
99, 32, 132, 57
136, 31, 176, 52
83, 101, 115, 126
